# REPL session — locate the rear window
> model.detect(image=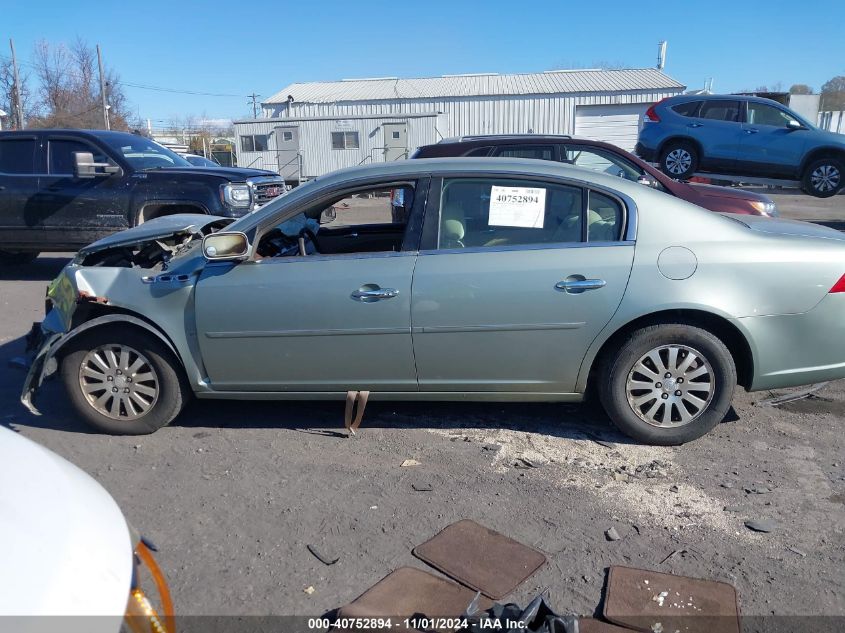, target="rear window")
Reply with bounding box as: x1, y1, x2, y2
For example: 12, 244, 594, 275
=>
671, 101, 702, 117
0, 138, 36, 174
